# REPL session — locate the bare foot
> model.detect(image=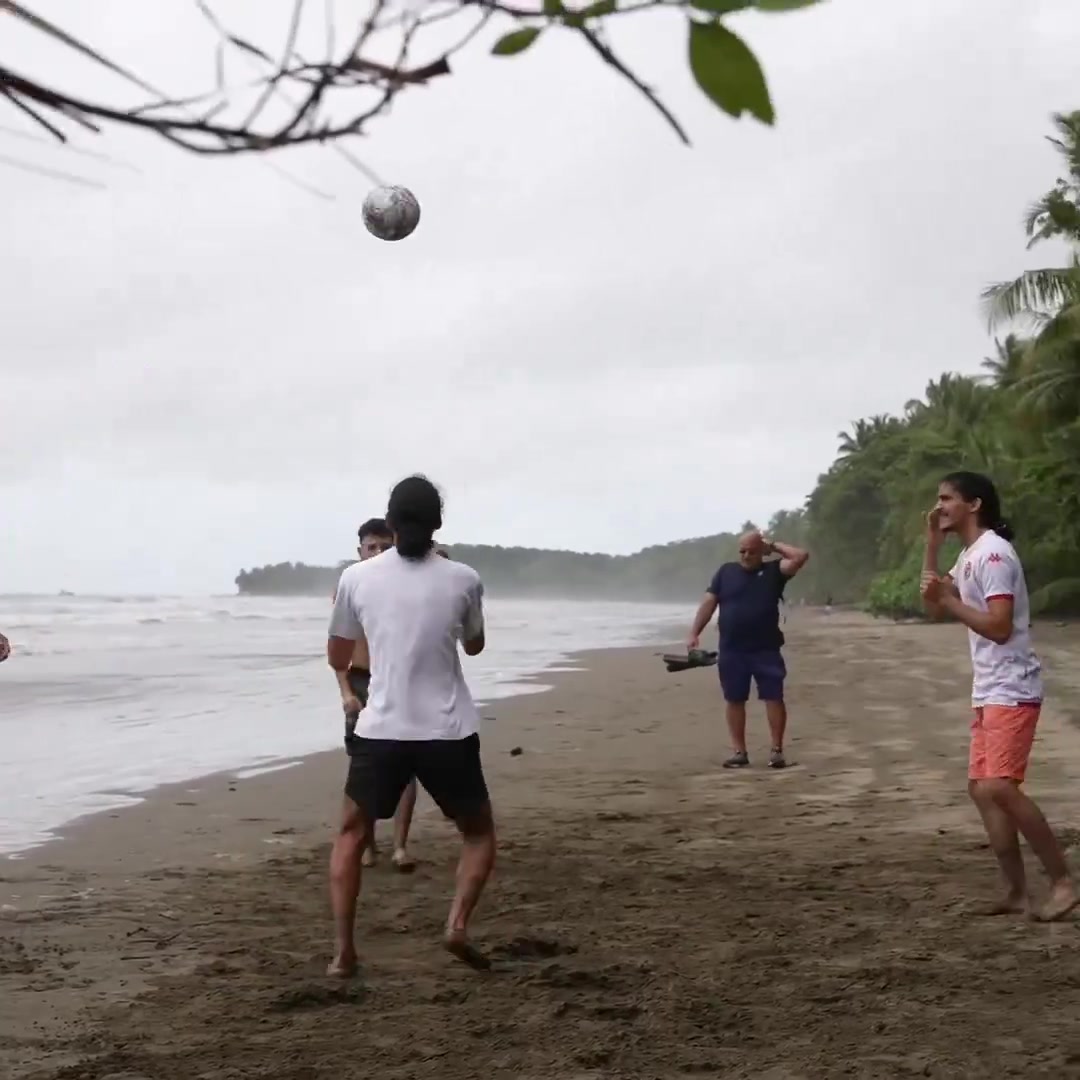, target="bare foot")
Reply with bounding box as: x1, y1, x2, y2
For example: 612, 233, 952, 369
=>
443, 929, 491, 971
977, 893, 1028, 916
1034, 879, 1080, 923
361, 846, 377, 868
326, 951, 358, 978
391, 848, 416, 874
